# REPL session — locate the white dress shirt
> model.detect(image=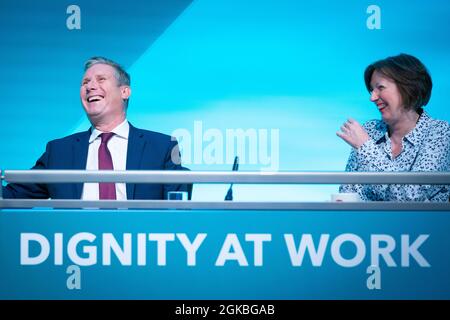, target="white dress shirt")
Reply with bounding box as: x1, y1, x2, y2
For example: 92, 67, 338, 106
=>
81, 120, 129, 200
